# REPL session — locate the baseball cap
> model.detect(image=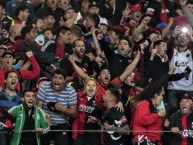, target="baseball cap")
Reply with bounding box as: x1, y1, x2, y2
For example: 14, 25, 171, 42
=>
89, 1, 99, 9
37, 77, 49, 86
0, 45, 8, 50
129, 4, 141, 14
156, 23, 167, 29
110, 25, 126, 36
180, 93, 193, 101
2, 50, 15, 58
